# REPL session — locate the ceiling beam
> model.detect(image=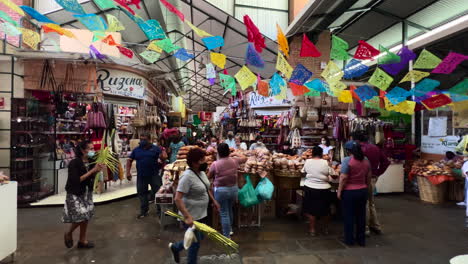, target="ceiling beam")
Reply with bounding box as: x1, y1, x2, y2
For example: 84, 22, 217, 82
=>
373, 8, 431, 32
